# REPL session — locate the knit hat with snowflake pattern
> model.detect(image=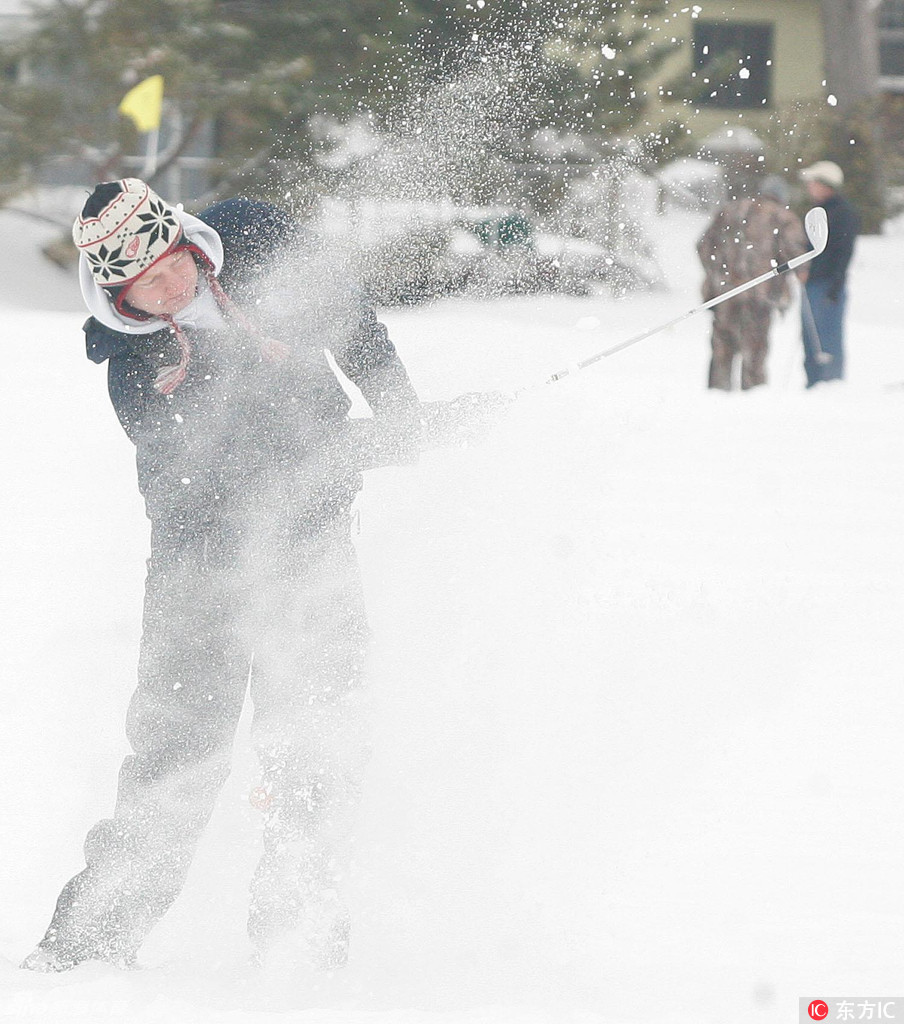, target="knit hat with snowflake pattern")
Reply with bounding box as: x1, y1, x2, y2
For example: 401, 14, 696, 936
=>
73, 178, 187, 289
